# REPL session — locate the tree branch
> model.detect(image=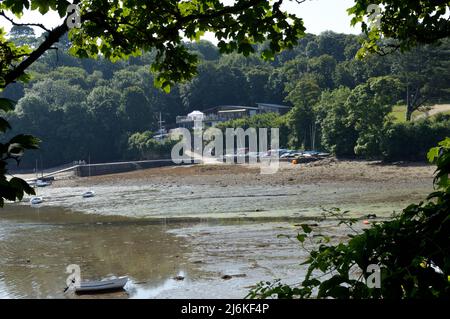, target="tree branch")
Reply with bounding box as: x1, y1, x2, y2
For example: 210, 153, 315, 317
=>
2, 22, 69, 88
0, 11, 50, 33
